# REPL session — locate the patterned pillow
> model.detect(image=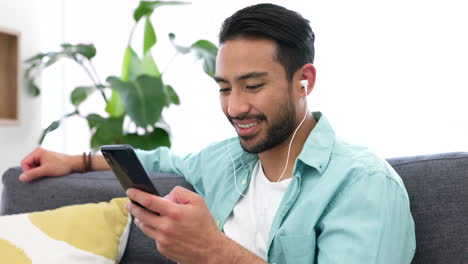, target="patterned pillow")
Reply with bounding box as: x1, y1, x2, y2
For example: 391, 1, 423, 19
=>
0, 197, 131, 264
